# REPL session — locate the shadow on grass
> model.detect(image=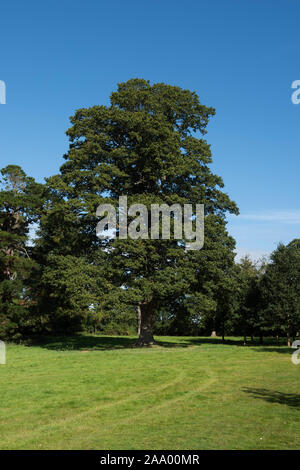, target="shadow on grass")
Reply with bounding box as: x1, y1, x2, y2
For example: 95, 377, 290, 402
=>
25, 334, 293, 352
253, 347, 292, 355
243, 387, 300, 409
27, 336, 201, 351
184, 338, 294, 356
26, 335, 137, 351
26, 335, 246, 351
171, 337, 291, 348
